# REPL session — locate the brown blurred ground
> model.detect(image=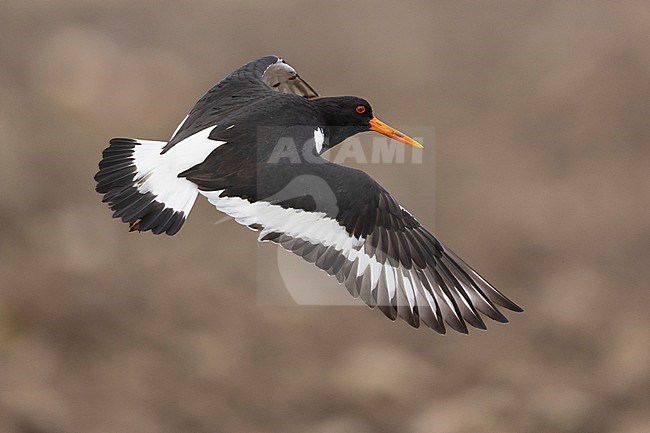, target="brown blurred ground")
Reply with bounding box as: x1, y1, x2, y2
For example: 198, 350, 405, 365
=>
1, 1, 649, 432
